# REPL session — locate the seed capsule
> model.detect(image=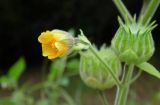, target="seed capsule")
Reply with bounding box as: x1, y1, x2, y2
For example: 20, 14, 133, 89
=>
79, 46, 121, 90
111, 18, 155, 64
